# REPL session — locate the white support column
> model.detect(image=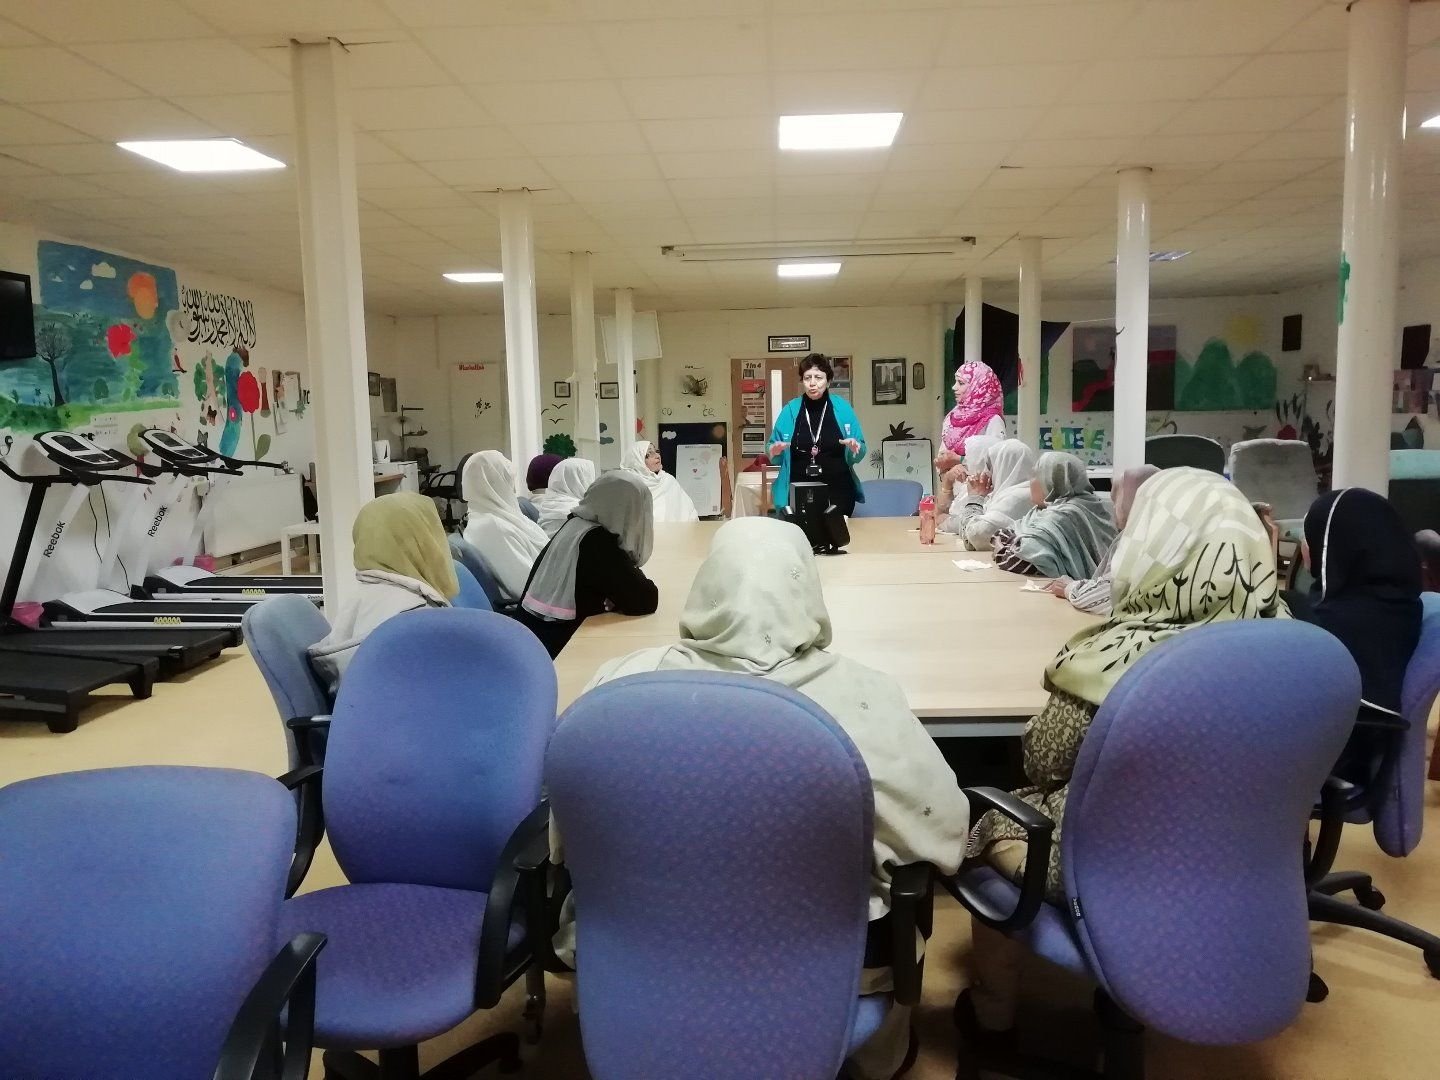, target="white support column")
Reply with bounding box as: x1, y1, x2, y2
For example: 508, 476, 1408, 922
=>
1017, 238, 1042, 448
1334, 0, 1408, 493
615, 288, 637, 451
1114, 166, 1153, 476
291, 40, 371, 608
641, 357, 661, 442
569, 251, 599, 461
498, 190, 542, 485
963, 274, 982, 368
